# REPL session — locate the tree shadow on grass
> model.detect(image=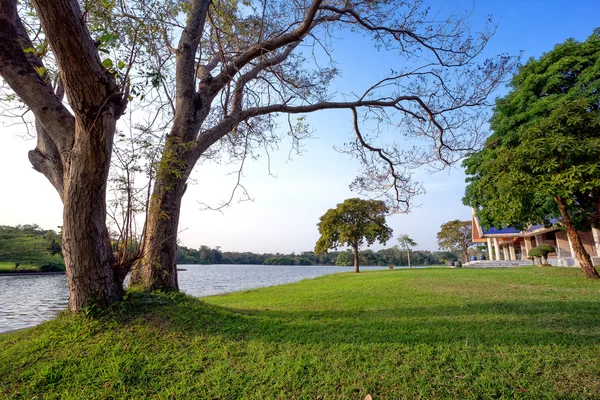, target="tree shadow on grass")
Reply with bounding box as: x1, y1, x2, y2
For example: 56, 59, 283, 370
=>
117, 292, 600, 347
